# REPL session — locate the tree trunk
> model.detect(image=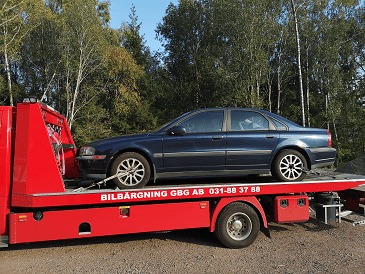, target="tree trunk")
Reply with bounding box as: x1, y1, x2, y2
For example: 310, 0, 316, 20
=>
291, 0, 305, 127
325, 94, 329, 130
268, 76, 272, 112
4, 49, 13, 106
277, 54, 281, 115
306, 43, 310, 127
194, 41, 201, 107
69, 56, 83, 130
